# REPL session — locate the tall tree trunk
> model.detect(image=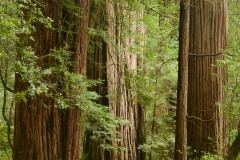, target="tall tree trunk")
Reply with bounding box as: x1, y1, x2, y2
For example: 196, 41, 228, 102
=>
175, 0, 189, 159
106, 1, 145, 160
83, 37, 108, 160
84, 37, 109, 159
83, 1, 108, 158
187, 0, 228, 158
135, 9, 146, 160
136, 103, 146, 160
13, 1, 90, 159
